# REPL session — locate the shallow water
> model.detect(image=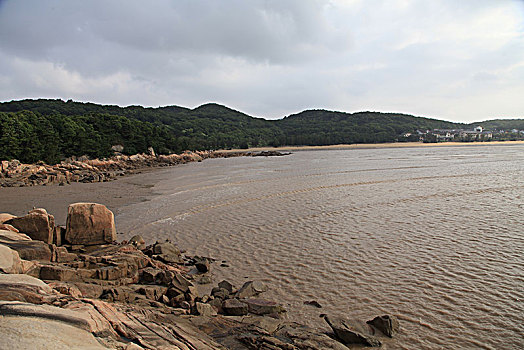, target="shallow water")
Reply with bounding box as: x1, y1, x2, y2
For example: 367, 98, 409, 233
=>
118, 145, 524, 349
